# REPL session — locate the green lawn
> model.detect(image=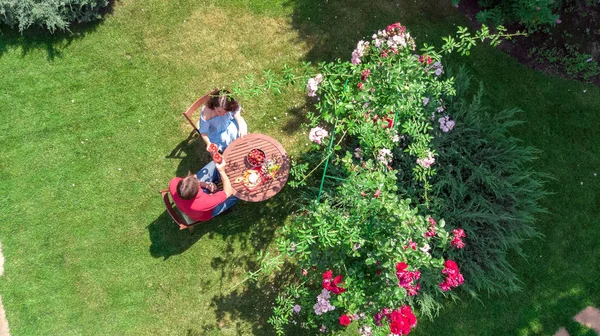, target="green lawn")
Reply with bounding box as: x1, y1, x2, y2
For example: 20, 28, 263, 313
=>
0, 0, 598, 335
